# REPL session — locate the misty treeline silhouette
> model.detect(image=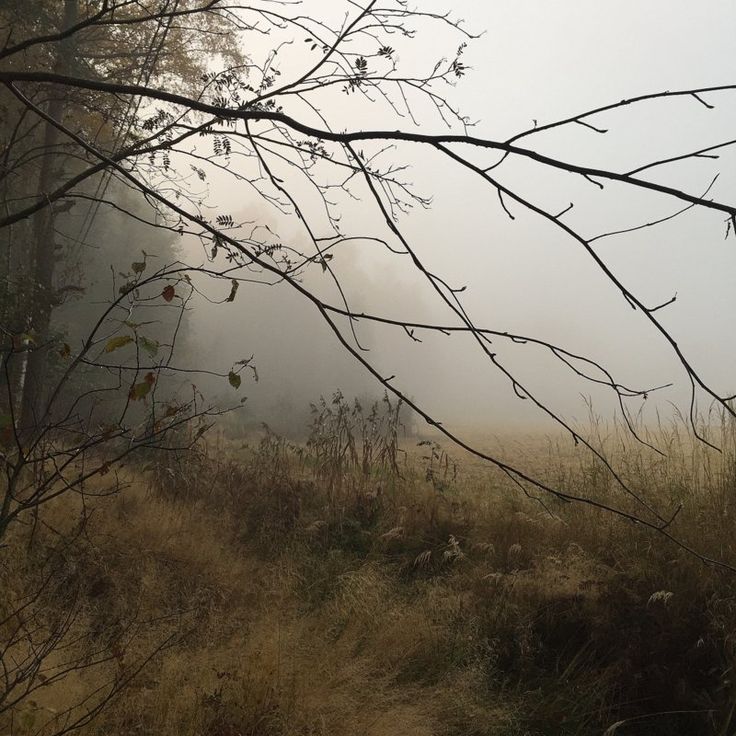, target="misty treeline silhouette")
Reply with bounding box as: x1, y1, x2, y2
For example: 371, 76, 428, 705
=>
1, 1, 736, 731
